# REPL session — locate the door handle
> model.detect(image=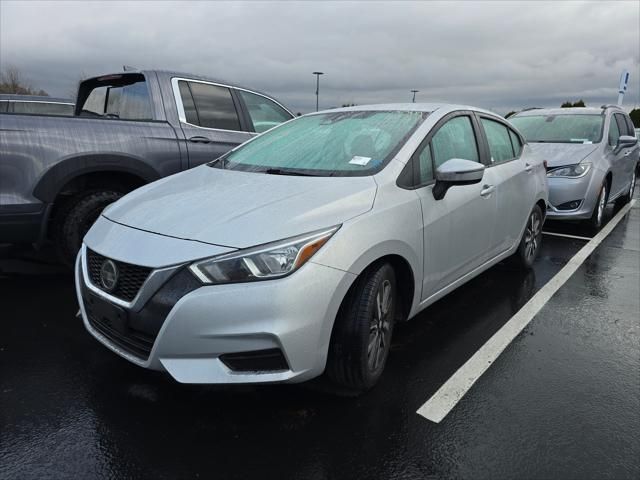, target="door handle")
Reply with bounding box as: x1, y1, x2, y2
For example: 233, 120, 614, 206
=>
524, 163, 533, 172
480, 184, 495, 197
188, 136, 212, 144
